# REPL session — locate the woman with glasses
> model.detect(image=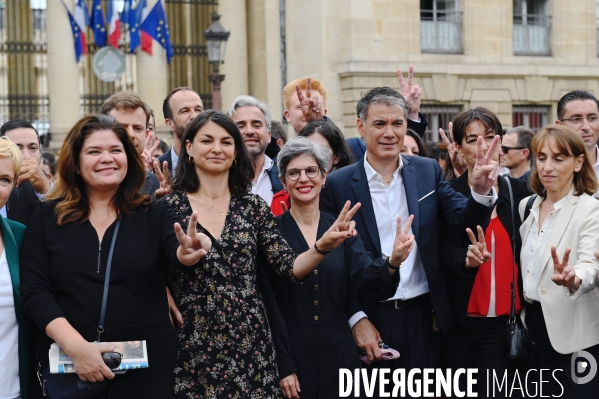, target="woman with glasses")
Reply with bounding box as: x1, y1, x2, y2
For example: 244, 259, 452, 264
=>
438, 108, 532, 395
271, 137, 413, 399
163, 112, 362, 399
